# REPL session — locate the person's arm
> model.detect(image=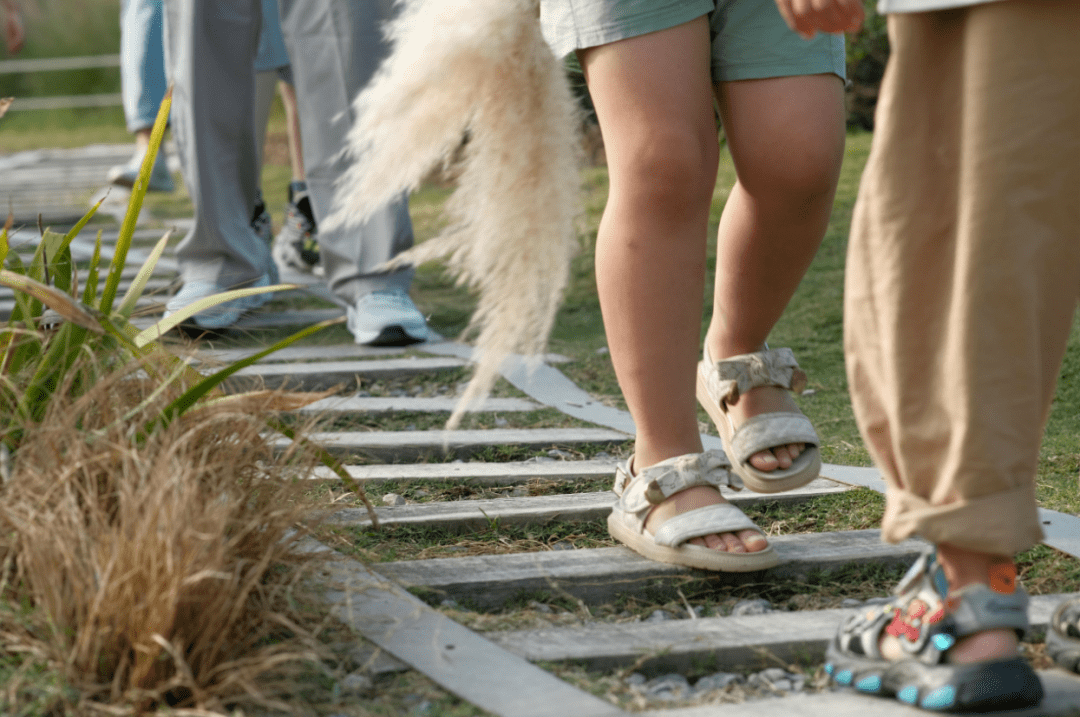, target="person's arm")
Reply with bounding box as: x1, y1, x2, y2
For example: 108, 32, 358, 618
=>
3, 0, 24, 56
773, 0, 864, 39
